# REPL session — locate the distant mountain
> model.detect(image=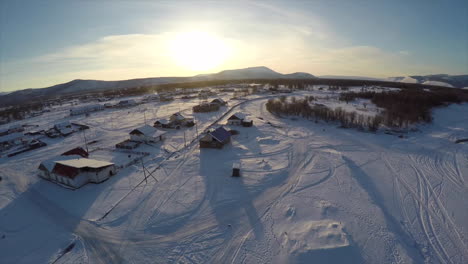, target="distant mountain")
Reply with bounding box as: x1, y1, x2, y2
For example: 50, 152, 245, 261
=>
388, 74, 468, 88
0, 66, 316, 106
195, 66, 316, 80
